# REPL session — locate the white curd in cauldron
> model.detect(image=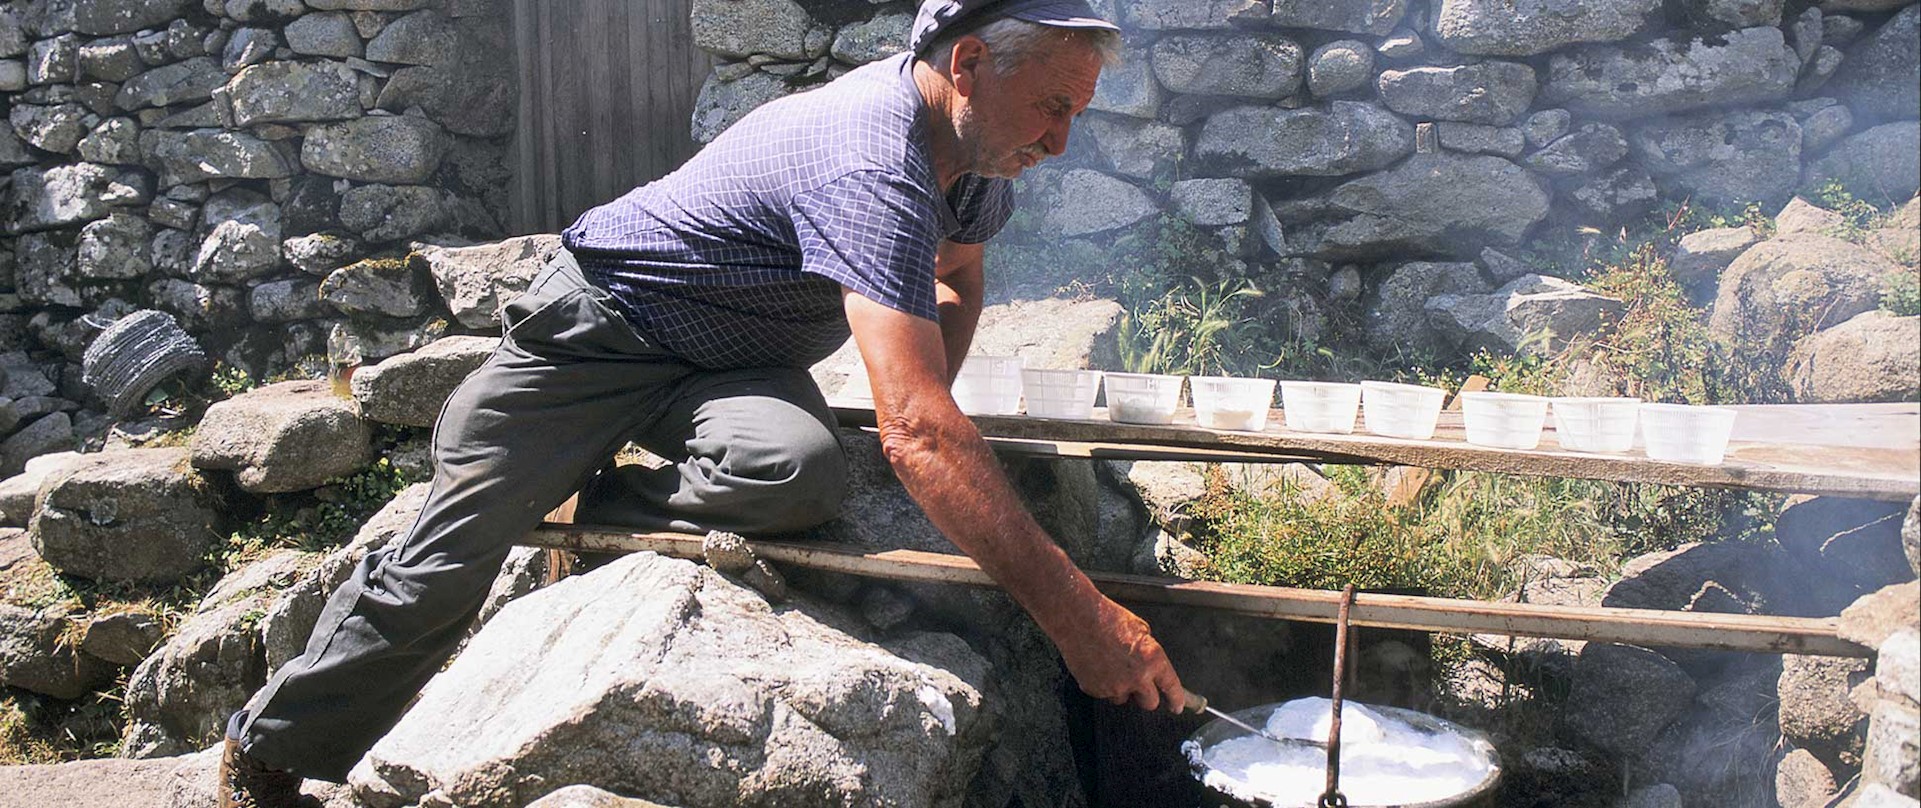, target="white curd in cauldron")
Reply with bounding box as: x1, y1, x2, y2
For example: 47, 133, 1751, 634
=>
1197, 698, 1493, 807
